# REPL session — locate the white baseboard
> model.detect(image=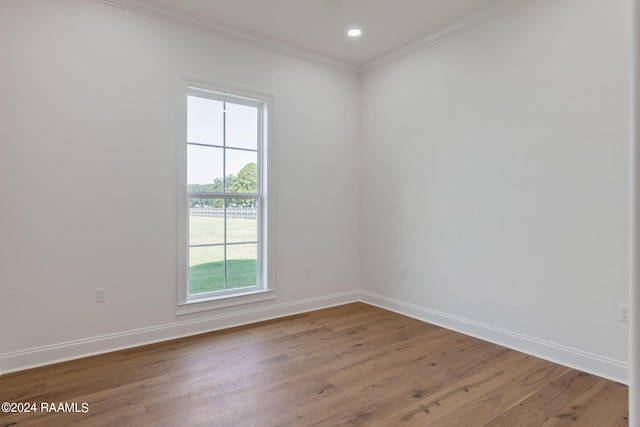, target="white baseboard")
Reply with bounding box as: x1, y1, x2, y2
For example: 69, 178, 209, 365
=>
0, 291, 359, 375
2, 290, 629, 385
359, 291, 629, 385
